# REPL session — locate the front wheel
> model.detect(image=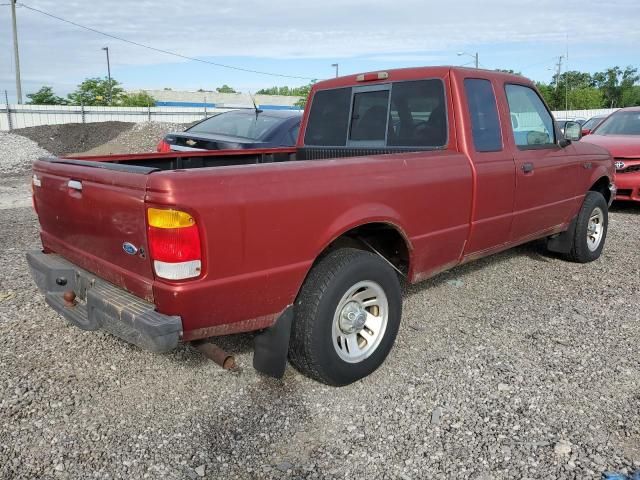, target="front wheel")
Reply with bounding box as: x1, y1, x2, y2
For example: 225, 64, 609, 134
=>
289, 248, 402, 386
565, 191, 608, 263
